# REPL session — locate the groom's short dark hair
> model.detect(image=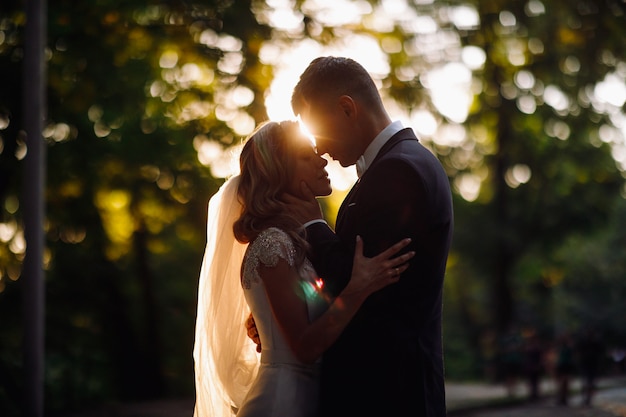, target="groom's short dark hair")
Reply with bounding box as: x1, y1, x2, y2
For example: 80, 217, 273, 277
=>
291, 56, 383, 115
